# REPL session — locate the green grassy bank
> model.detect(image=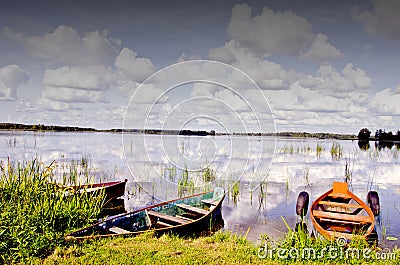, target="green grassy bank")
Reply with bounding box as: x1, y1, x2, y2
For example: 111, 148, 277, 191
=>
36, 230, 399, 265
0, 159, 105, 264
